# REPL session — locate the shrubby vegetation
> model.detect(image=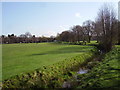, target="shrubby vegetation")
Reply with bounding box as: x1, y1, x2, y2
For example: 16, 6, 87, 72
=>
72, 46, 120, 89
